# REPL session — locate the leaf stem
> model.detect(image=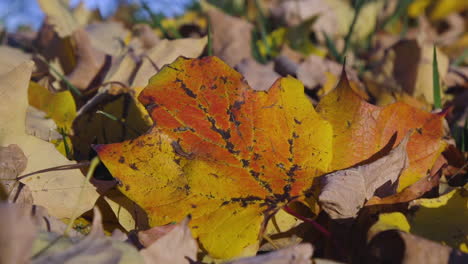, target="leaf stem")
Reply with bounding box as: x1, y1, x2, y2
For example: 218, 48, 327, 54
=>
283, 205, 331, 237
64, 156, 100, 236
